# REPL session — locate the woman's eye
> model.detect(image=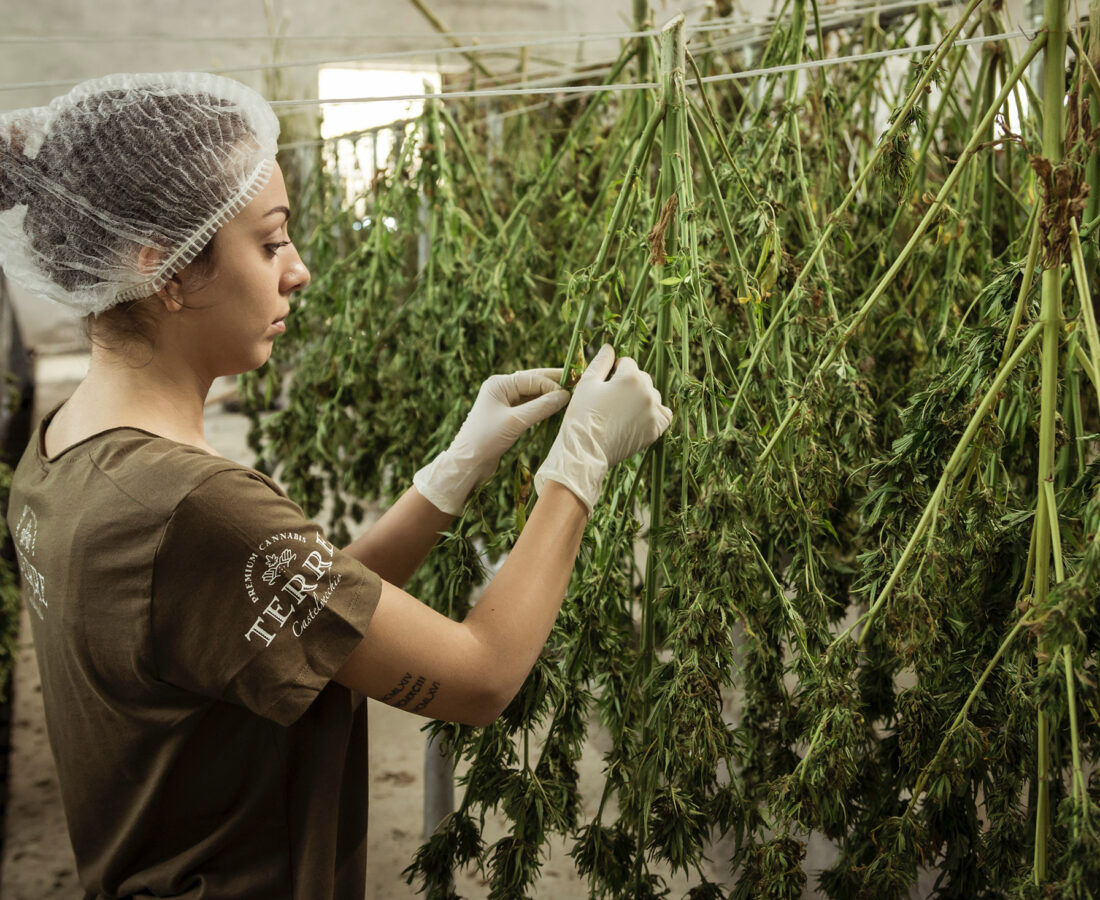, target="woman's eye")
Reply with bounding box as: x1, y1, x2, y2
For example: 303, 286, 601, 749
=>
265, 240, 292, 257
